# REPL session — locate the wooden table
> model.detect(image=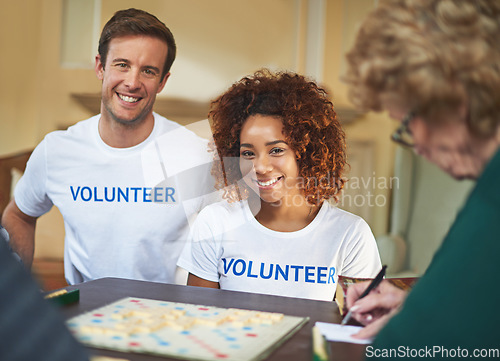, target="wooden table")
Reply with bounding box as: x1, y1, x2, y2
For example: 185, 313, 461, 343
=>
61, 277, 366, 361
